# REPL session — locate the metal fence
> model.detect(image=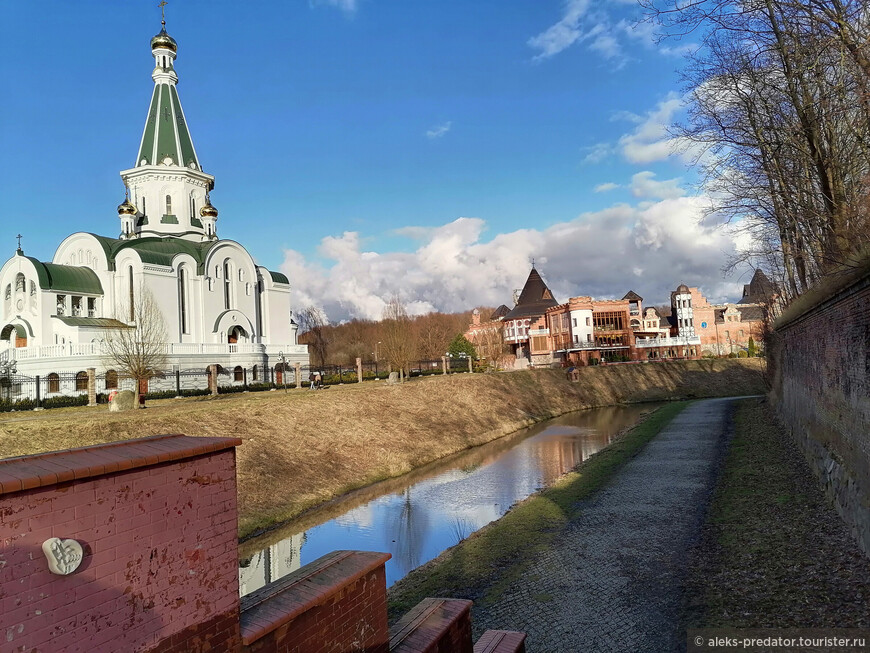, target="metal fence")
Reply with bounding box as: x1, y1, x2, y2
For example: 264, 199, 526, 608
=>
0, 358, 478, 412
